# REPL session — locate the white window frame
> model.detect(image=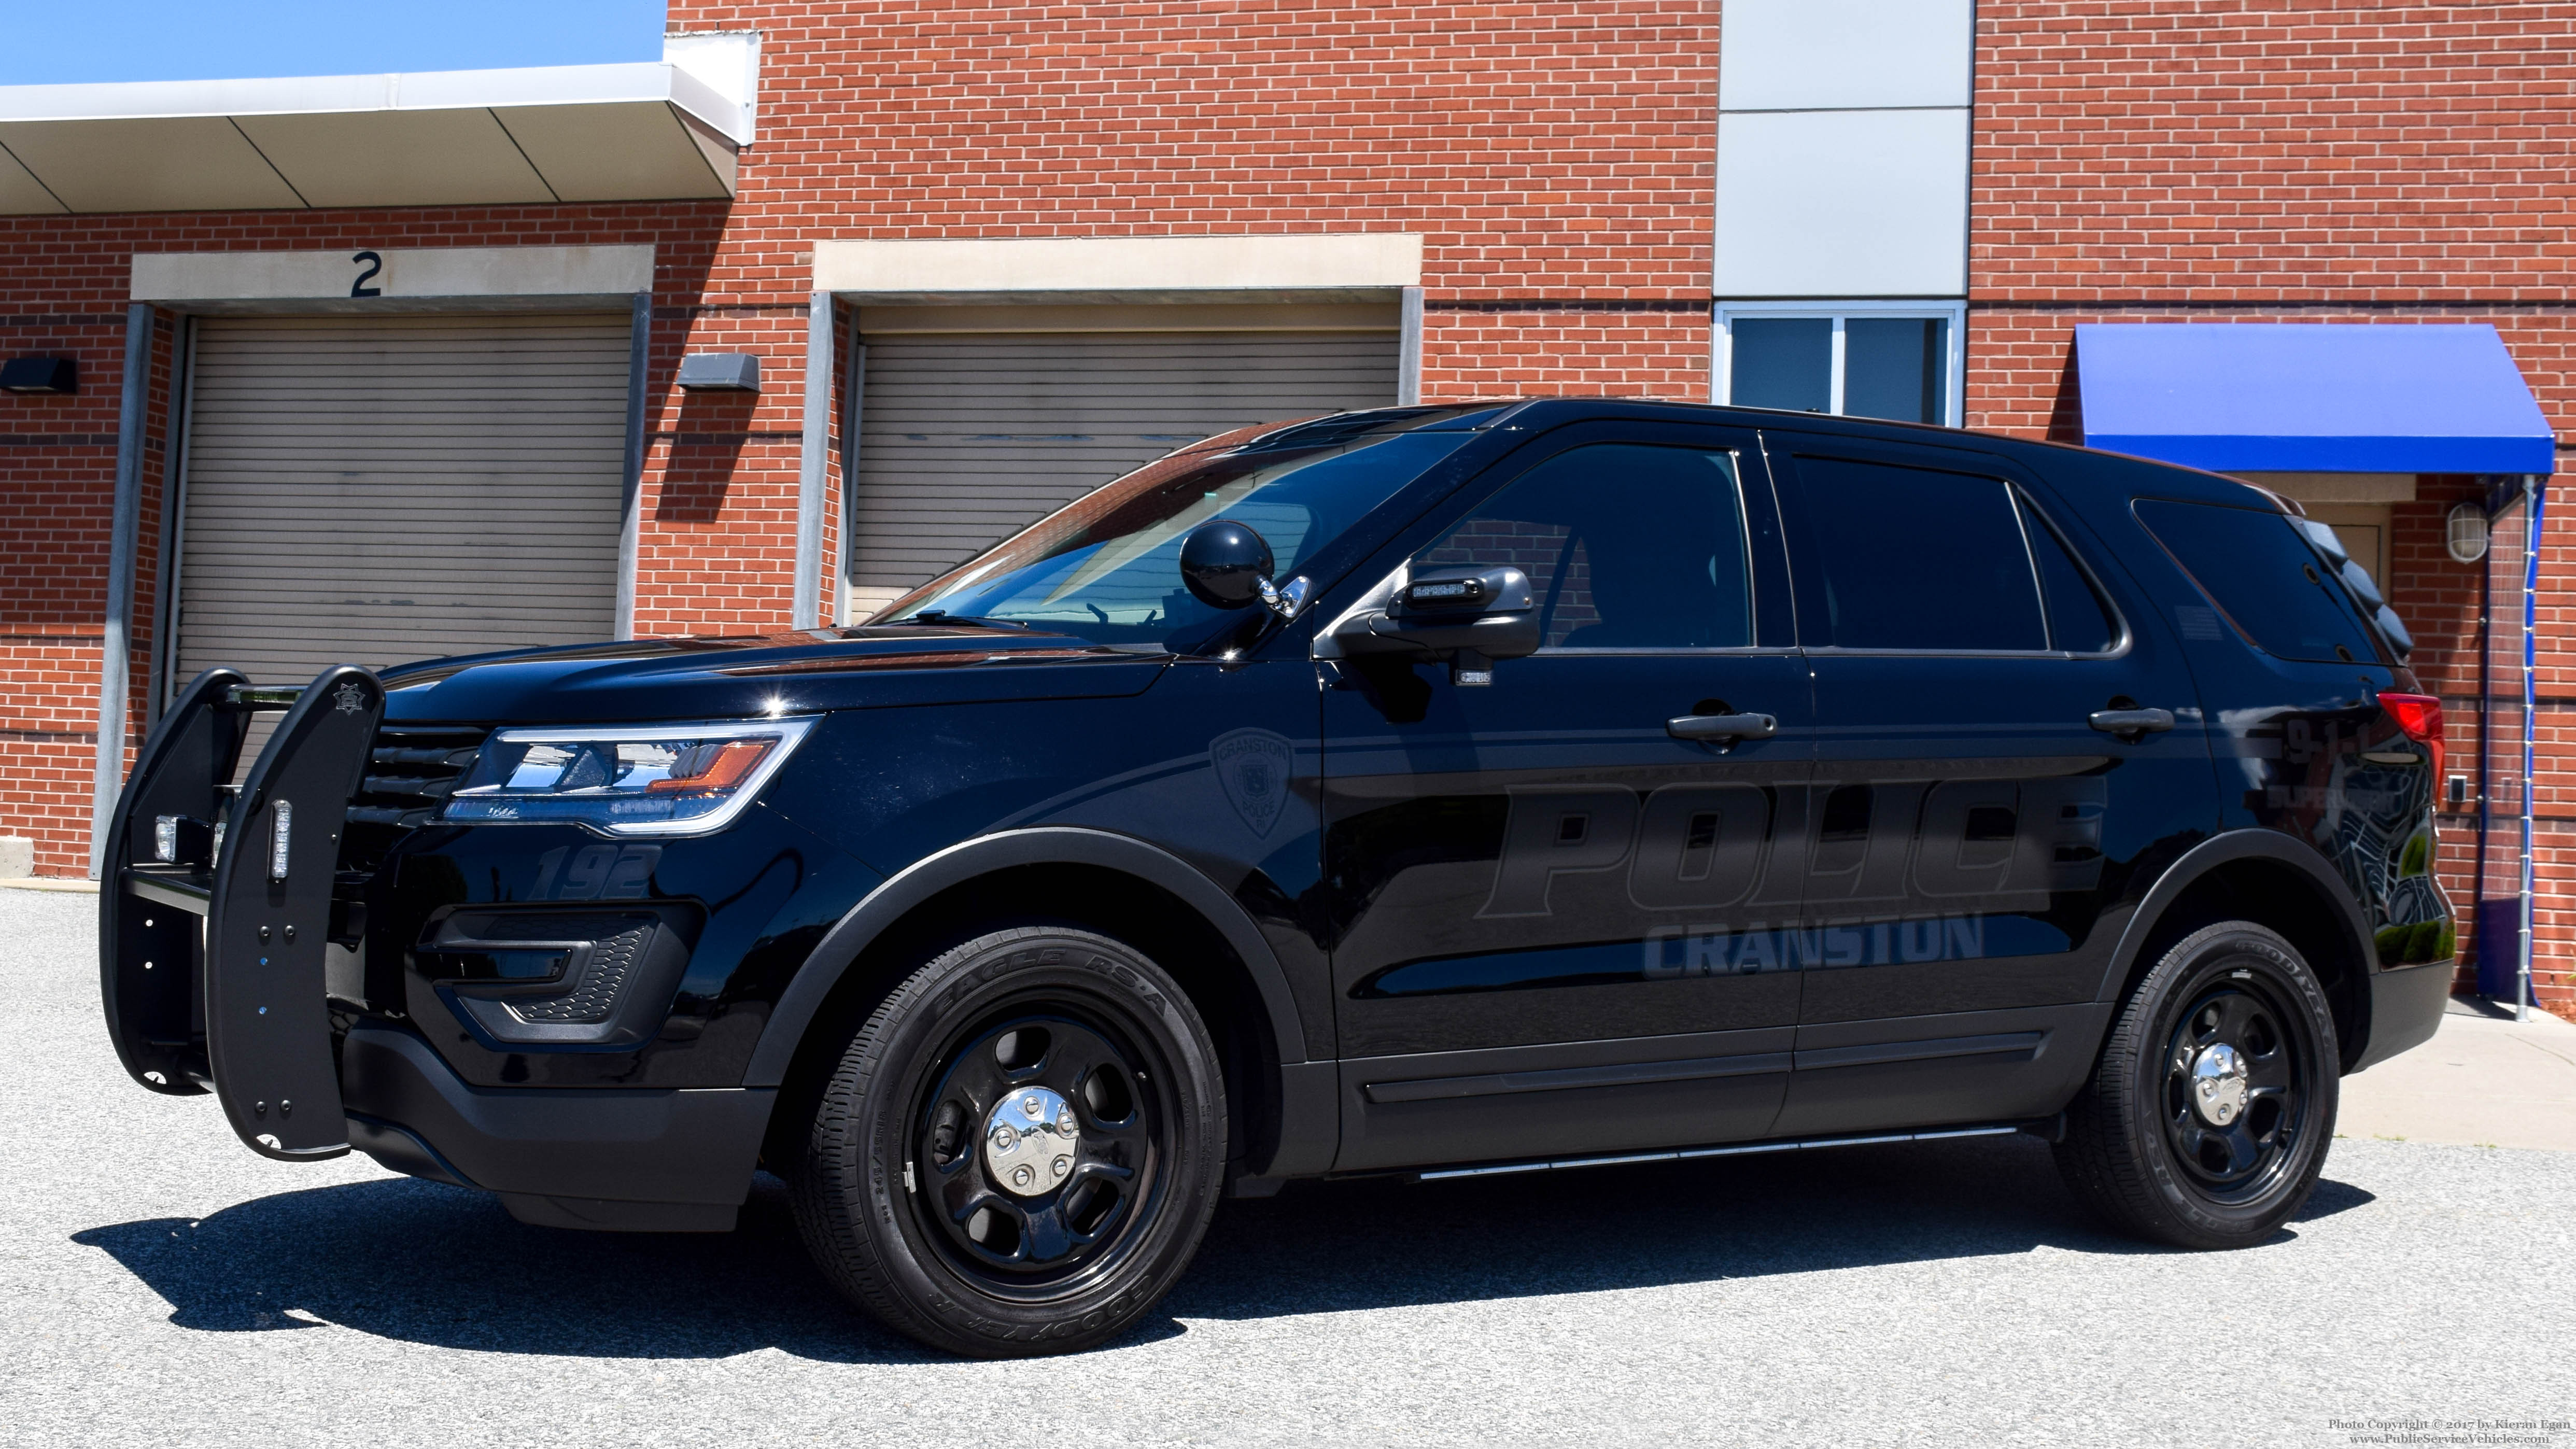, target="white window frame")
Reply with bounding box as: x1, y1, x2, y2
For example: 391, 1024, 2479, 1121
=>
1713, 300, 1968, 427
